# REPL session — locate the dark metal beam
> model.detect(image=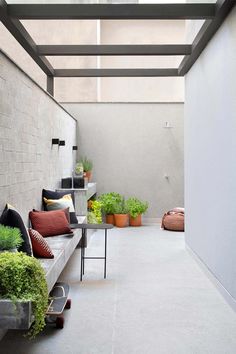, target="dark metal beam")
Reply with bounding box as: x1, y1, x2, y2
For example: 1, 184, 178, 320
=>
54, 69, 180, 78
47, 76, 54, 96
8, 3, 216, 20
179, 0, 235, 76
37, 44, 192, 57
0, 0, 54, 76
